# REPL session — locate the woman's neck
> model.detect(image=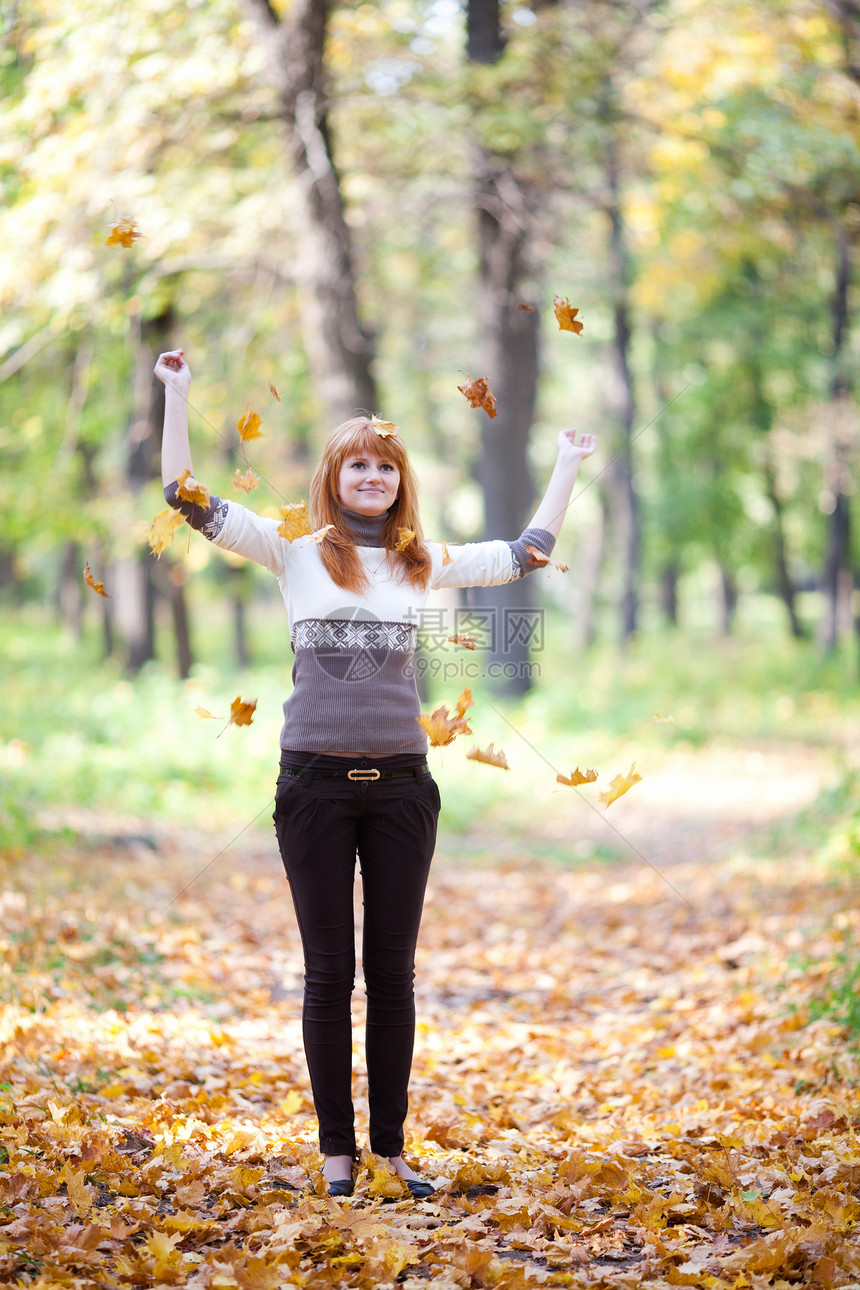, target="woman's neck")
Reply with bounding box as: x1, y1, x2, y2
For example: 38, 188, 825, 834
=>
338, 506, 389, 547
